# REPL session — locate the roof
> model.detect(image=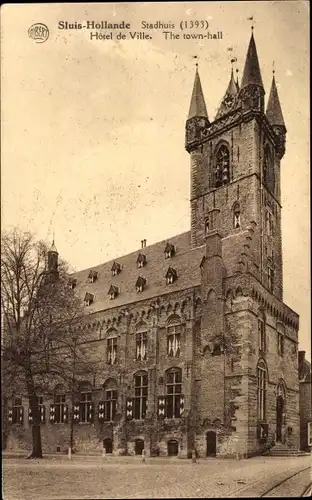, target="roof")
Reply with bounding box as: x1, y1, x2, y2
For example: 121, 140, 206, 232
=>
72, 231, 205, 314
215, 68, 239, 119
49, 240, 58, 253
241, 32, 264, 89
266, 75, 286, 128
301, 359, 311, 383
188, 68, 209, 120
